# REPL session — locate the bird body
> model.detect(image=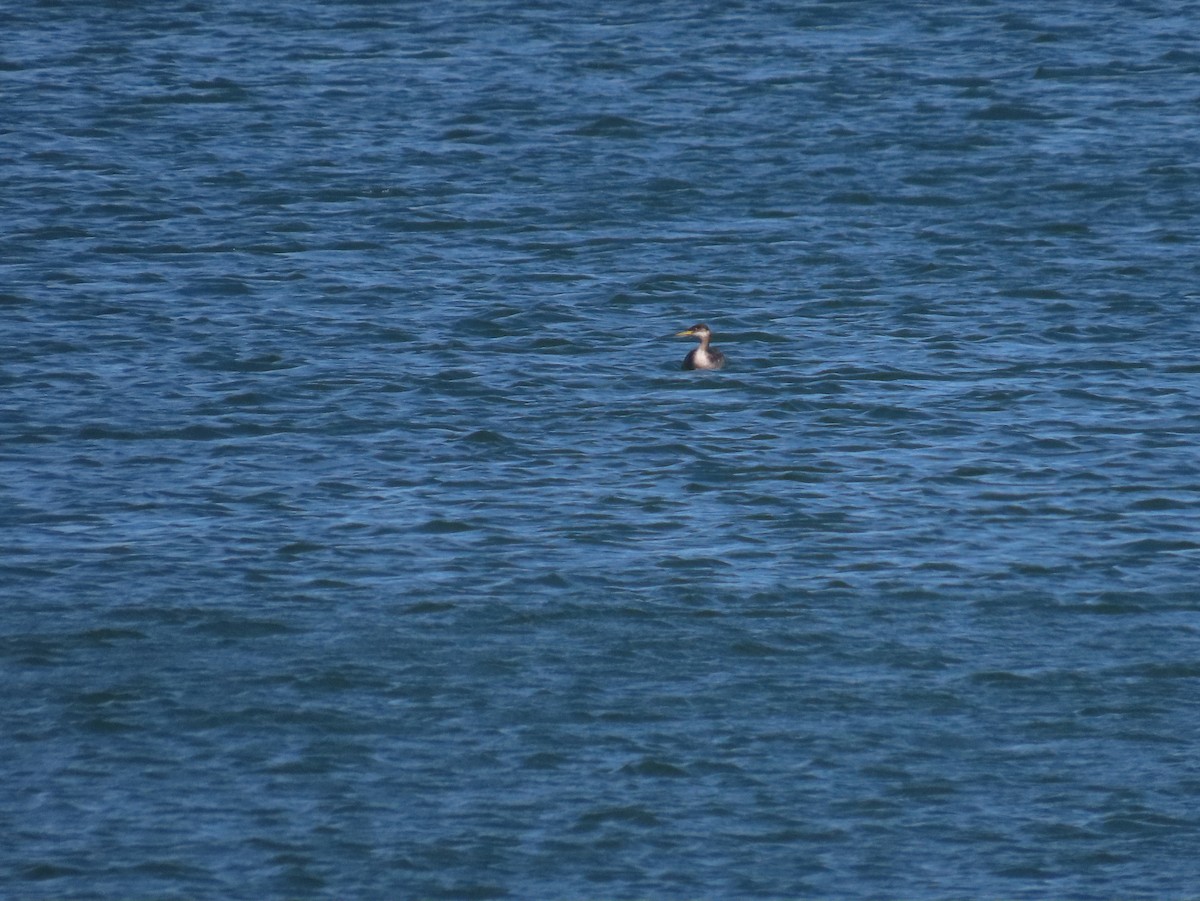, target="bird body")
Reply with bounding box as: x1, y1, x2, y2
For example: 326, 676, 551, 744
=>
675, 323, 726, 370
